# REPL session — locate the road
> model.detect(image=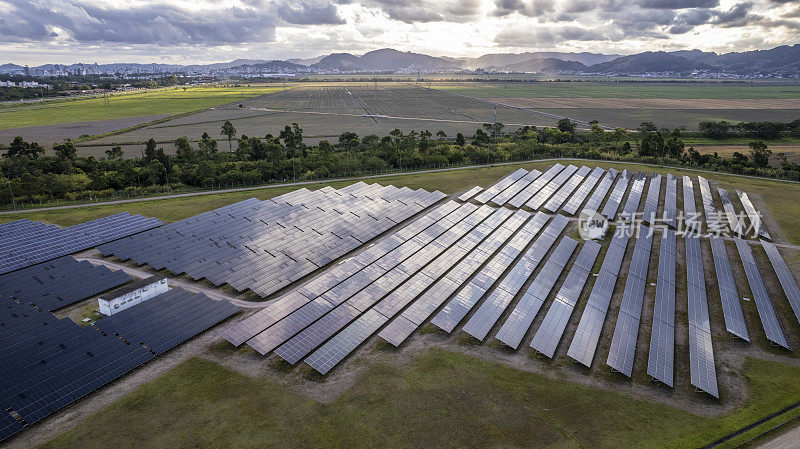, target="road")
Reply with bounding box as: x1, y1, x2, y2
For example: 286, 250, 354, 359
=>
3, 157, 799, 217
757, 421, 800, 448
